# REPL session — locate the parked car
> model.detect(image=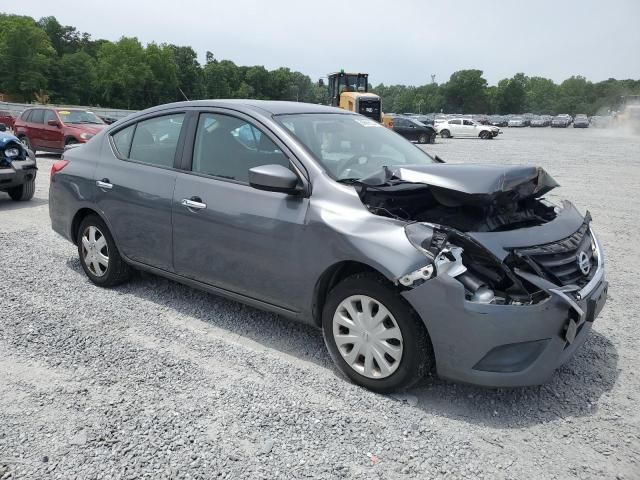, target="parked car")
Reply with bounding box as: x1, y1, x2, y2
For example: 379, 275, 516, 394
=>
488, 115, 508, 127
13, 107, 107, 154
0, 110, 17, 130
49, 100, 608, 392
436, 118, 495, 139
530, 117, 547, 127
0, 129, 37, 201
508, 117, 526, 127
573, 114, 590, 128
99, 115, 119, 125
392, 117, 437, 143
551, 116, 569, 128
